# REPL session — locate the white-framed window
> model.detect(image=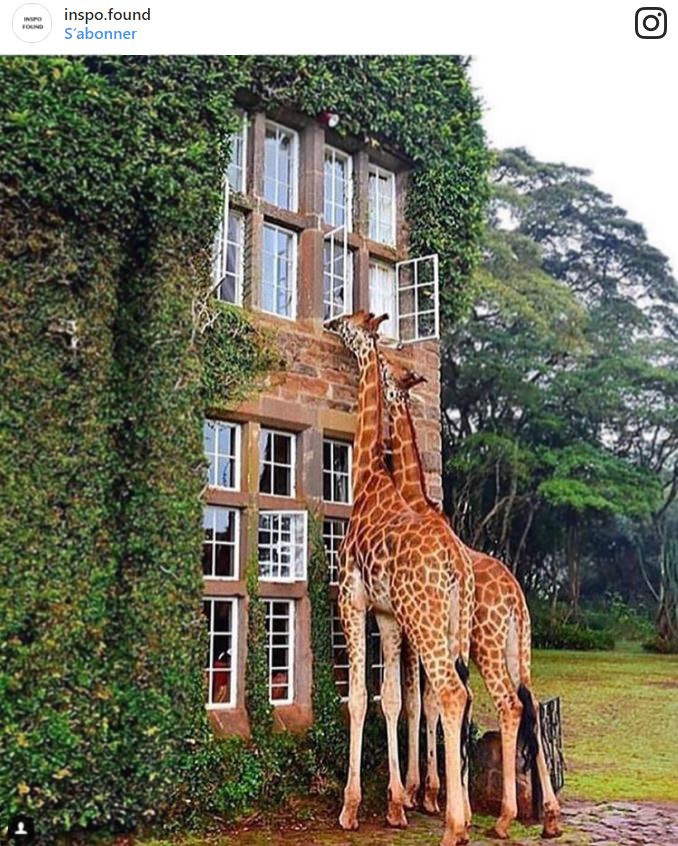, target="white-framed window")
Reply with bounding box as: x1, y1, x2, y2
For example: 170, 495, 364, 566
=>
261, 223, 296, 319
202, 506, 239, 580
324, 146, 352, 229
258, 511, 308, 582
259, 428, 295, 497
331, 602, 349, 701
204, 419, 240, 490
264, 121, 298, 211
264, 599, 295, 704
397, 254, 440, 342
367, 612, 385, 700
323, 517, 348, 585
212, 209, 244, 305
203, 597, 237, 709
369, 261, 397, 339
323, 439, 352, 504
227, 113, 247, 193
323, 236, 353, 321
368, 164, 396, 246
